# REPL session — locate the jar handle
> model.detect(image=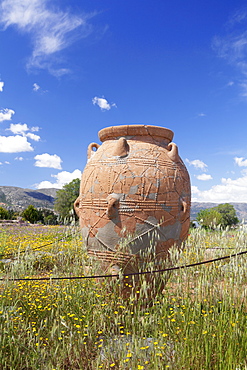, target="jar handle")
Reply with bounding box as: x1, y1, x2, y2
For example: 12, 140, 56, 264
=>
180, 199, 188, 221
106, 193, 121, 219
167, 142, 179, 162
182, 200, 187, 214
74, 196, 80, 217
87, 143, 100, 160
